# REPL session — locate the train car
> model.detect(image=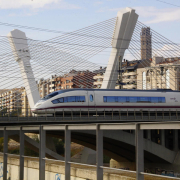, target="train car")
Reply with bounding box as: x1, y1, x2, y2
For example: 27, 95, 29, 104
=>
31, 88, 180, 115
